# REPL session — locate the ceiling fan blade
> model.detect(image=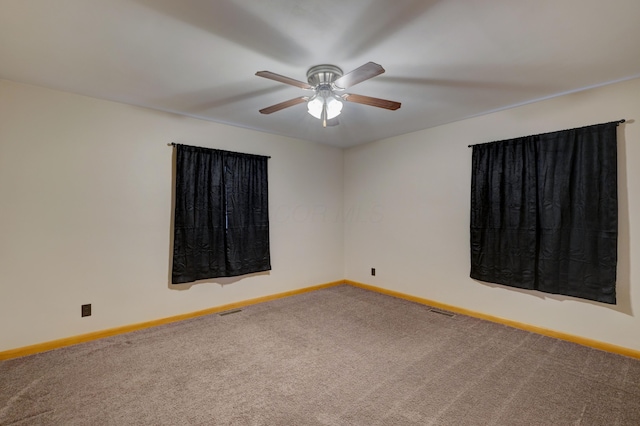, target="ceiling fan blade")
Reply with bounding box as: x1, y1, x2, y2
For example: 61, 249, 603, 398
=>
256, 71, 313, 90
259, 96, 308, 114
333, 62, 385, 89
342, 93, 401, 110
